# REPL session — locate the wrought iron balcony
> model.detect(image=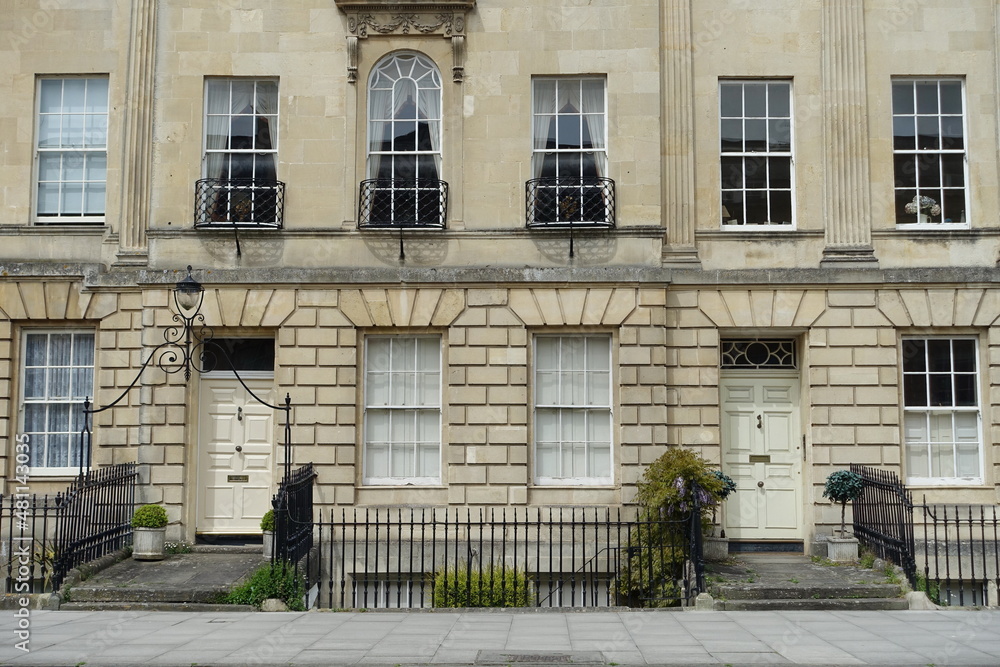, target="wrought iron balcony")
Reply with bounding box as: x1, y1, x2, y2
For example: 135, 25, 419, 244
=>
525, 177, 616, 229
194, 178, 285, 229
358, 179, 448, 230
